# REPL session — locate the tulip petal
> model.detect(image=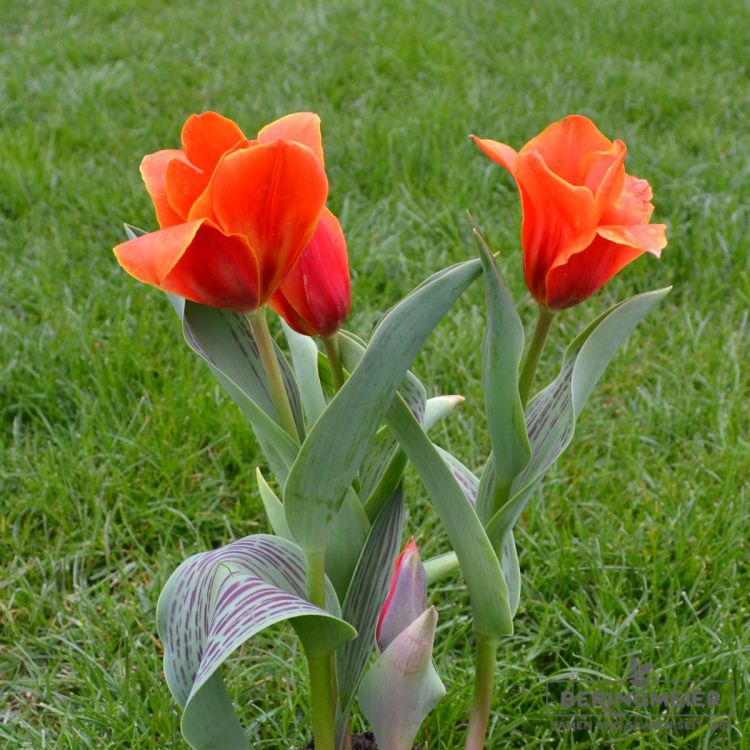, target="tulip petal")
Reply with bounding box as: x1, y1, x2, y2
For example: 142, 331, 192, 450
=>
598, 223, 668, 257
544, 226, 664, 310
269, 207, 350, 336
515, 150, 597, 300
471, 135, 517, 174
180, 111, 246, 173
165, 157, 208, 222
520, 115, 613, 186
140, 149, 187, 228
210, 140, 328, 302
258, 112, 324, 167
114, 219, 260, 311
603, 174, 656, 225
